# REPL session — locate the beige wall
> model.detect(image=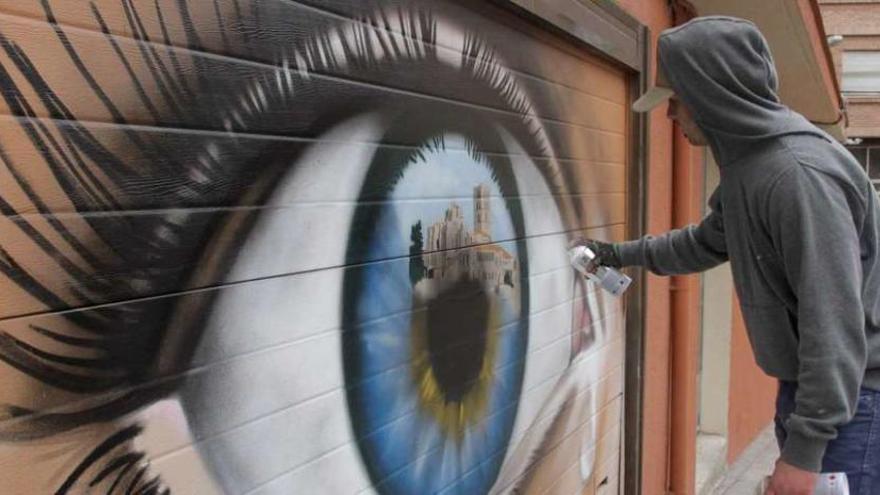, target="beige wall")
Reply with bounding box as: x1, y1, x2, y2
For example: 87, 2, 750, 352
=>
698, 152, 733, 438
